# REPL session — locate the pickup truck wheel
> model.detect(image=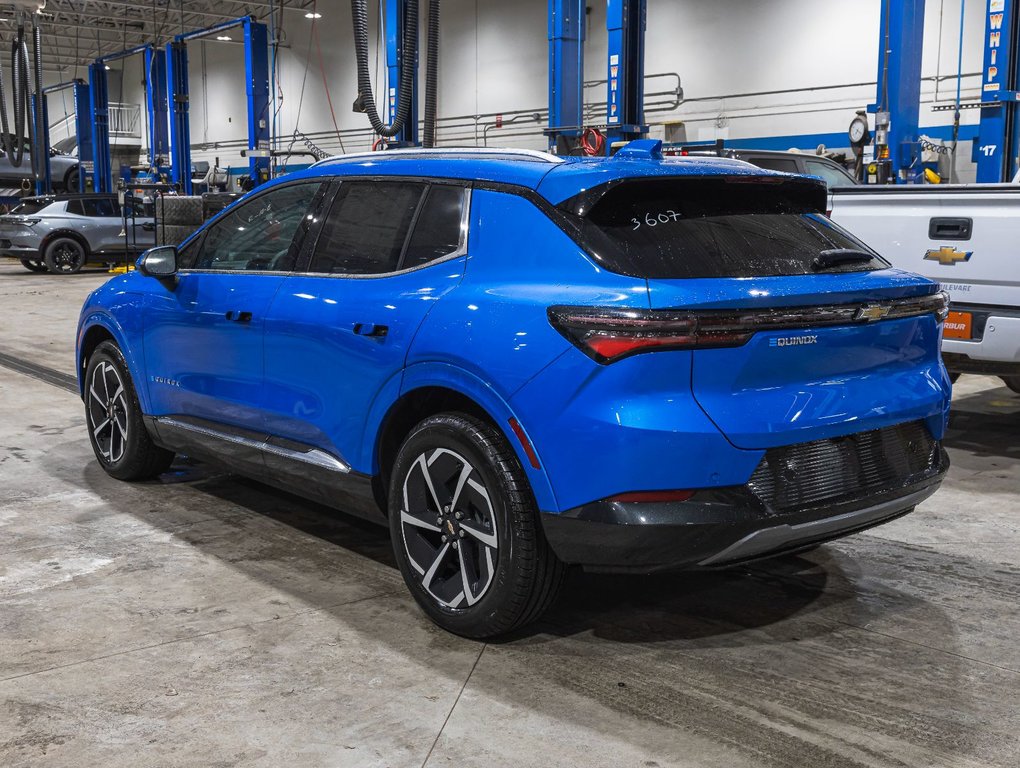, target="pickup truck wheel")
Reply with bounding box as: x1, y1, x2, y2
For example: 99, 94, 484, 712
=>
43, 236, 87, 274
19, 258, 47, 272
84, 341, 174, 480
388, 412, 566, 639
1002, 376, 1020, 394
